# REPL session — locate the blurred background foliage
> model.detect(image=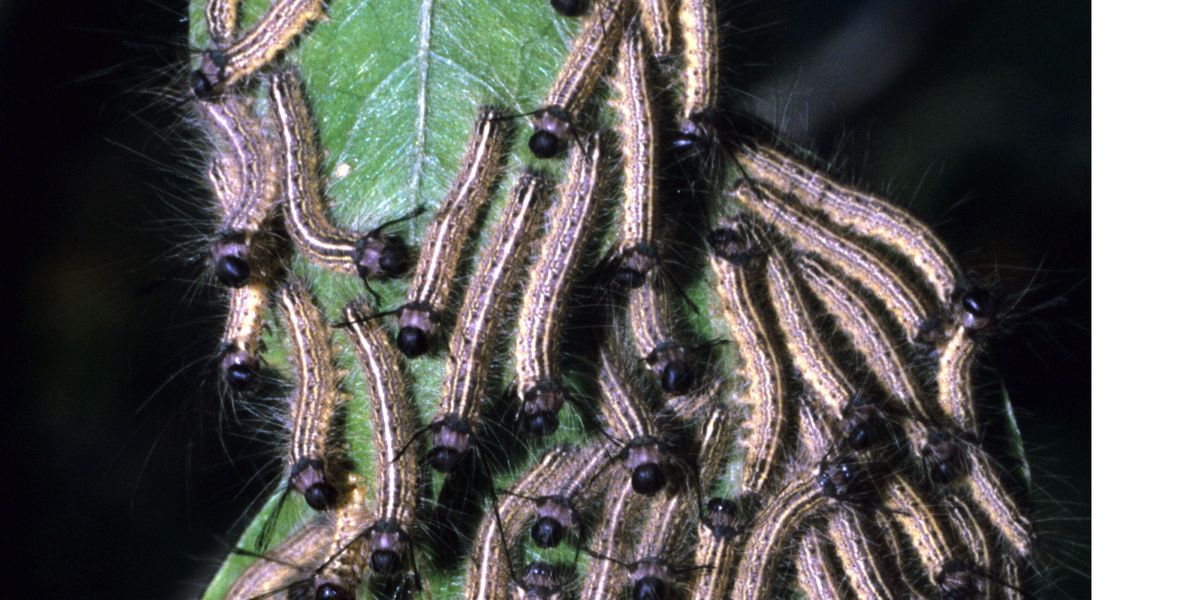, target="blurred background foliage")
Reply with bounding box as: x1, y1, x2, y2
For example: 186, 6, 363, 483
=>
0, 0, 1087, 597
